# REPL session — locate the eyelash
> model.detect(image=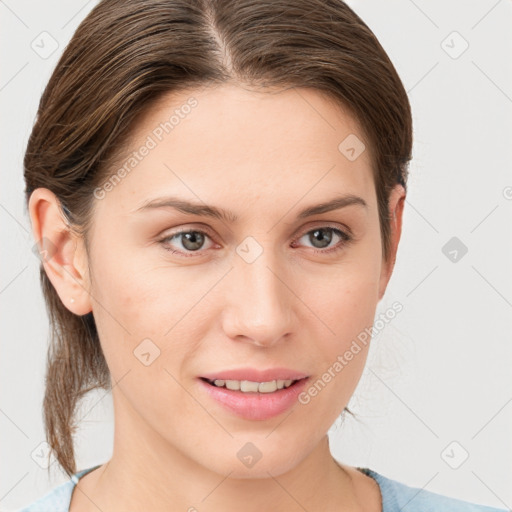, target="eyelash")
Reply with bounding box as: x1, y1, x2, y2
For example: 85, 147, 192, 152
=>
158, 225, 353, 258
